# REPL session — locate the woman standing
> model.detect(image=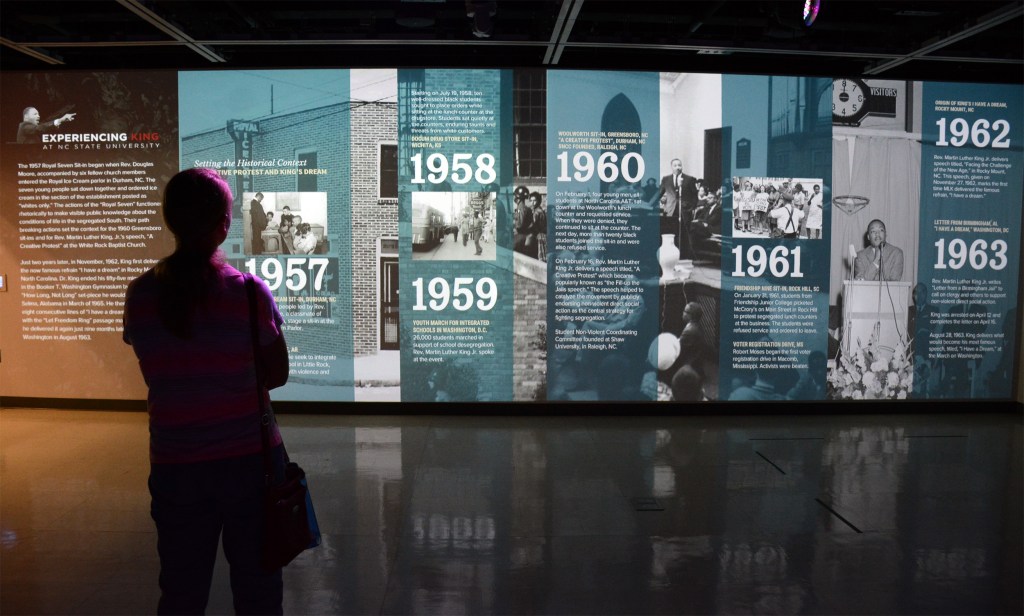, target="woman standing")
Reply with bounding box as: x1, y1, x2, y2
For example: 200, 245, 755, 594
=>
753, 185, 770, 235
805, 184, 824, 239
736, 180, 755, 232
792, 183, 808, 238
123, 168, 289, 615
